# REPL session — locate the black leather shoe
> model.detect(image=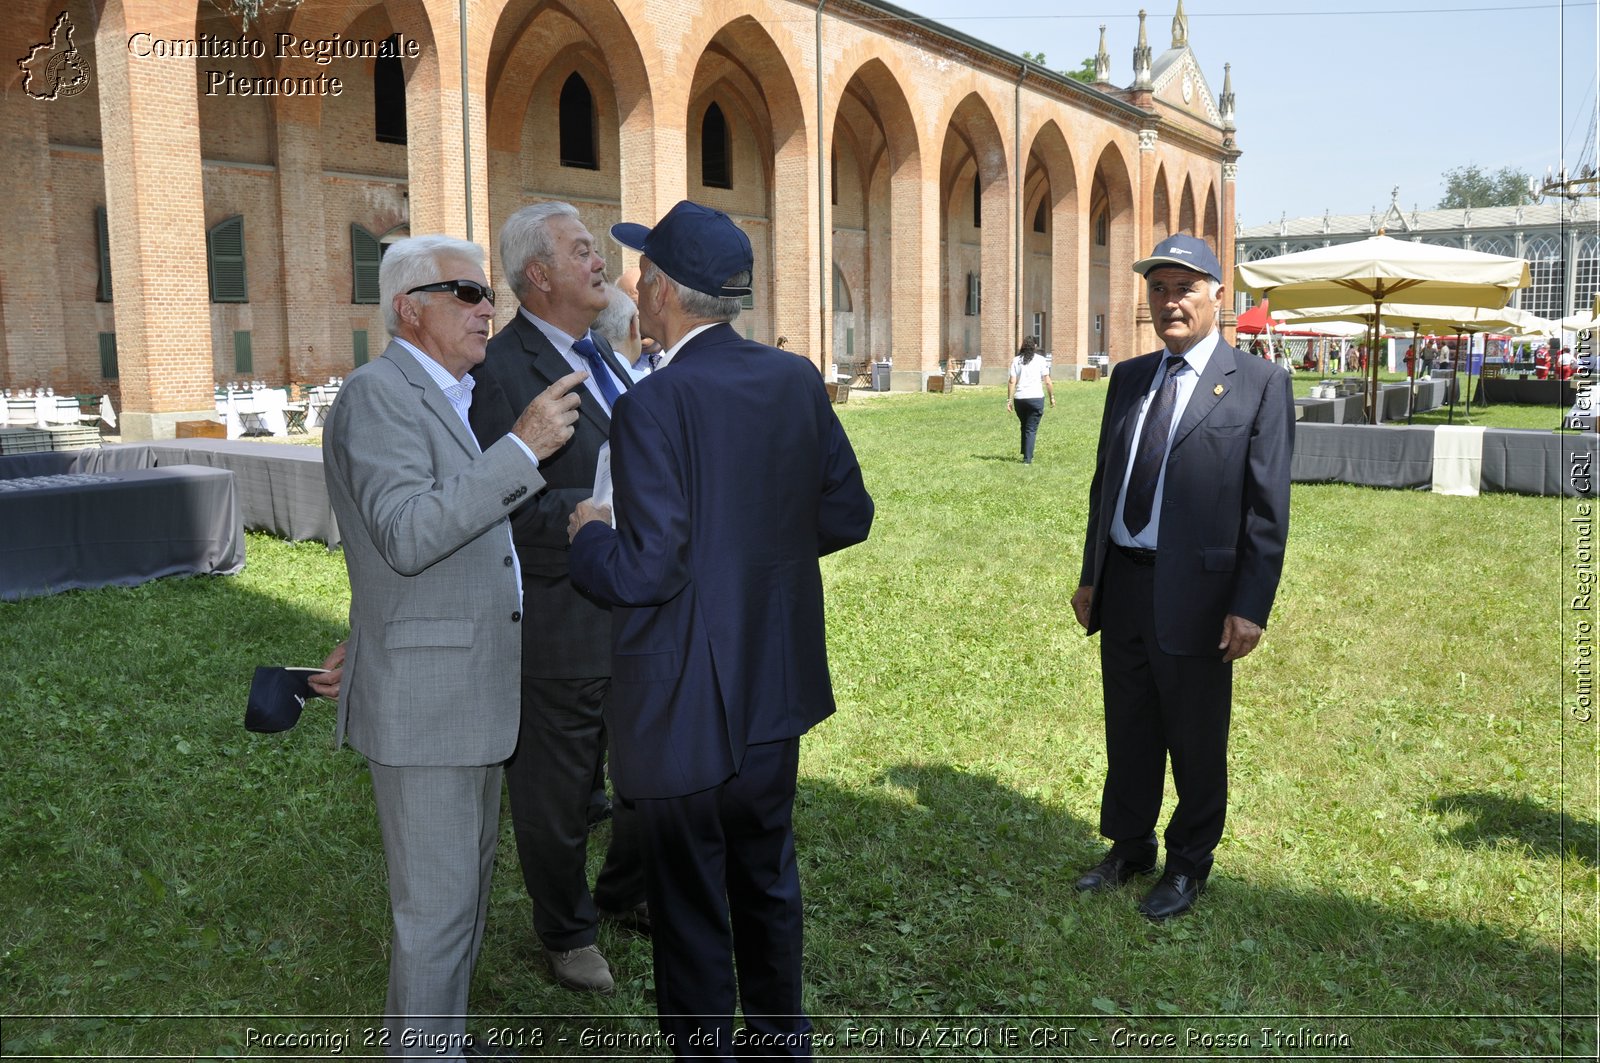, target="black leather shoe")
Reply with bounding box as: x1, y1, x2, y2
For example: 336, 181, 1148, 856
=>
1074, 853, 1157, 892
598, 900, 651, 936
1138, 871, 1205, 920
